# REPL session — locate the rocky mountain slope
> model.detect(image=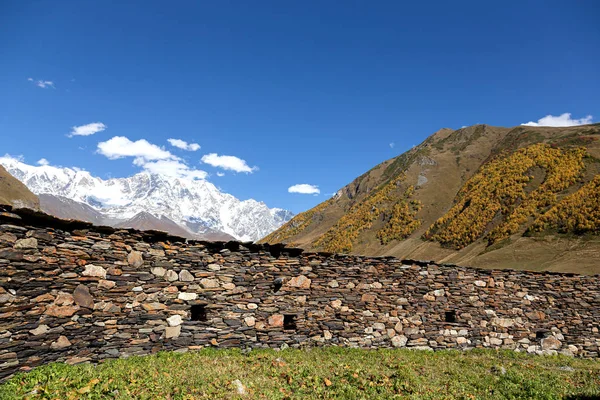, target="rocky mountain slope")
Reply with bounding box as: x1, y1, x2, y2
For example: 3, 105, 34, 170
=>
261, 123, 600, 274
0, 158, 293, 241
0, 165, 39, 209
